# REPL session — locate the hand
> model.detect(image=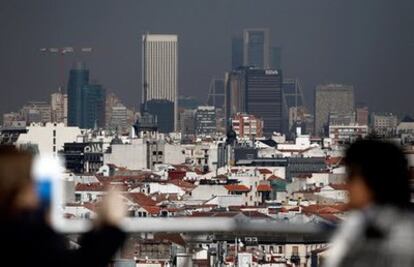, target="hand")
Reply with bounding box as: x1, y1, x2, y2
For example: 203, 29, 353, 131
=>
96, 189, 126, 228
